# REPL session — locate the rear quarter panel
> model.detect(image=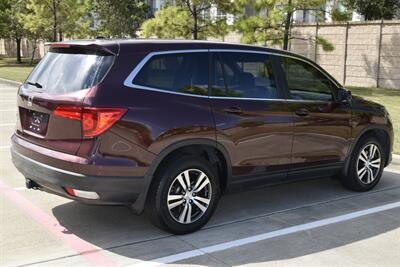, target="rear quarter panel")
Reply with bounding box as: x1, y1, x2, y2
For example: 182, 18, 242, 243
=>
86, 50, 216, 175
